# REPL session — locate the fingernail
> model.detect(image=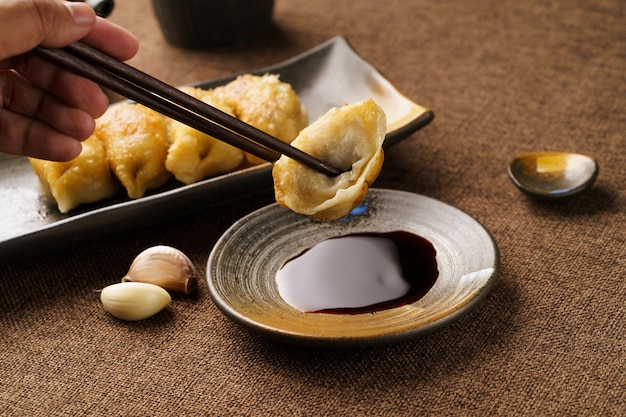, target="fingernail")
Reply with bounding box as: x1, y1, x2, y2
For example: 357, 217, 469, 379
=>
64, 2, 96, 26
